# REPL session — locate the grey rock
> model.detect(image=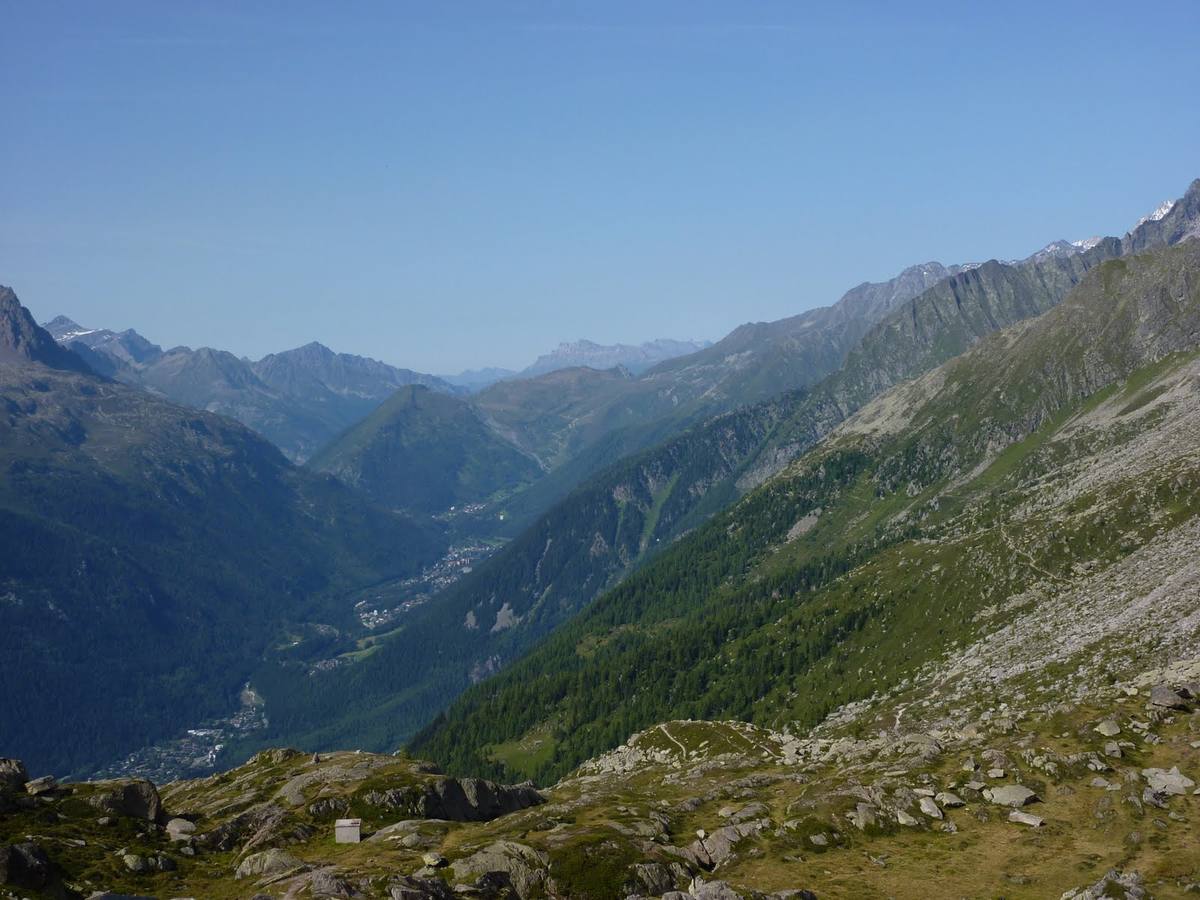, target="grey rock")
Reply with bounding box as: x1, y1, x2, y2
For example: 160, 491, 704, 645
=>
689, 877, 744, 899
628, 862, 676, 895
199, 802, 314, 853
1061, 868, 1146, 899
919, 797, 943, 819
387, 875, 456, 899
89, 780, 165, 823
1094, 720, 1121, 737
808, 833, 828, 847
689, 822, 762, 866
1149, 684, 1190, 710
421, 852, 446, 868
121, 853, 151, 874
896, 809, 919, 826
1142, 766, 1195, 795
849, 802, 877, 830
983, 784, 1038, 807
935, 792, 965, 808
24, 775, 57, 796
450, 841, 548, 899
308, 797, 350, 819
235, 847, 308, 880
1008, 810, 1044, 827
166, 817, 196, 841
